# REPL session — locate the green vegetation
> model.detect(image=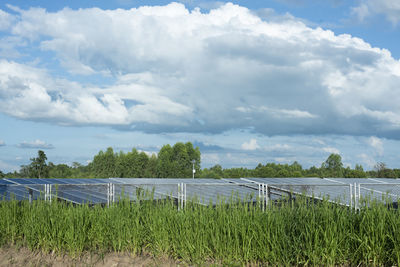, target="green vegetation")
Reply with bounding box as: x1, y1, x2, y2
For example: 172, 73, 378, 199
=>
0, 195, 399, 265
3, 144, 400, 178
